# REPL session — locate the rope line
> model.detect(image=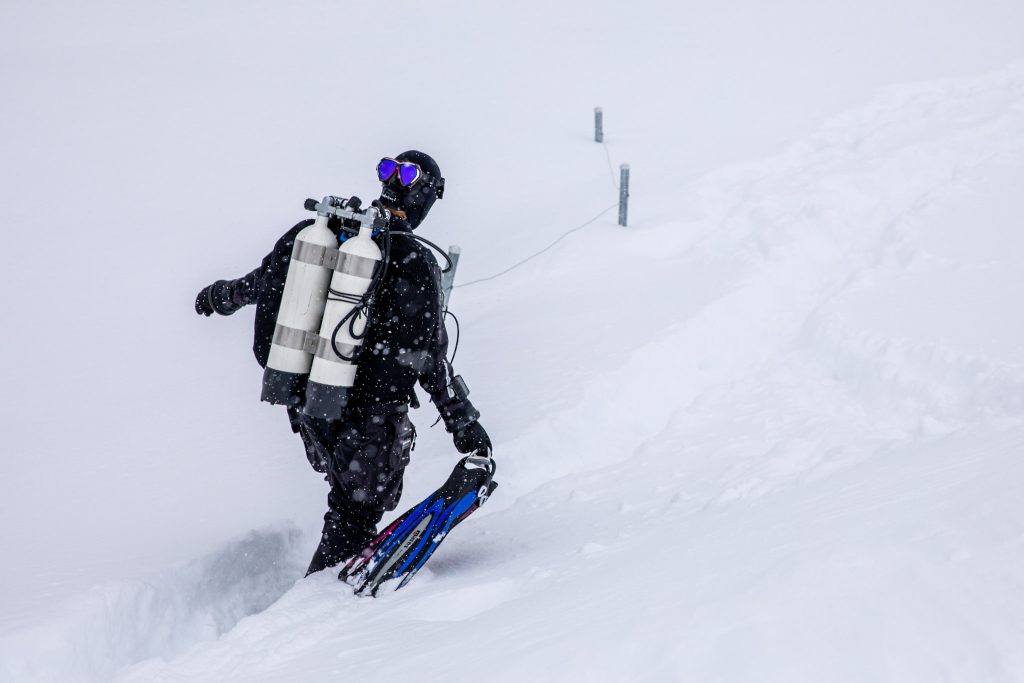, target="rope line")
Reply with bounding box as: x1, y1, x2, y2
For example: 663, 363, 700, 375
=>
451, 138, 621, 290
454, 203, 617, 289
601, 139, 620, 191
